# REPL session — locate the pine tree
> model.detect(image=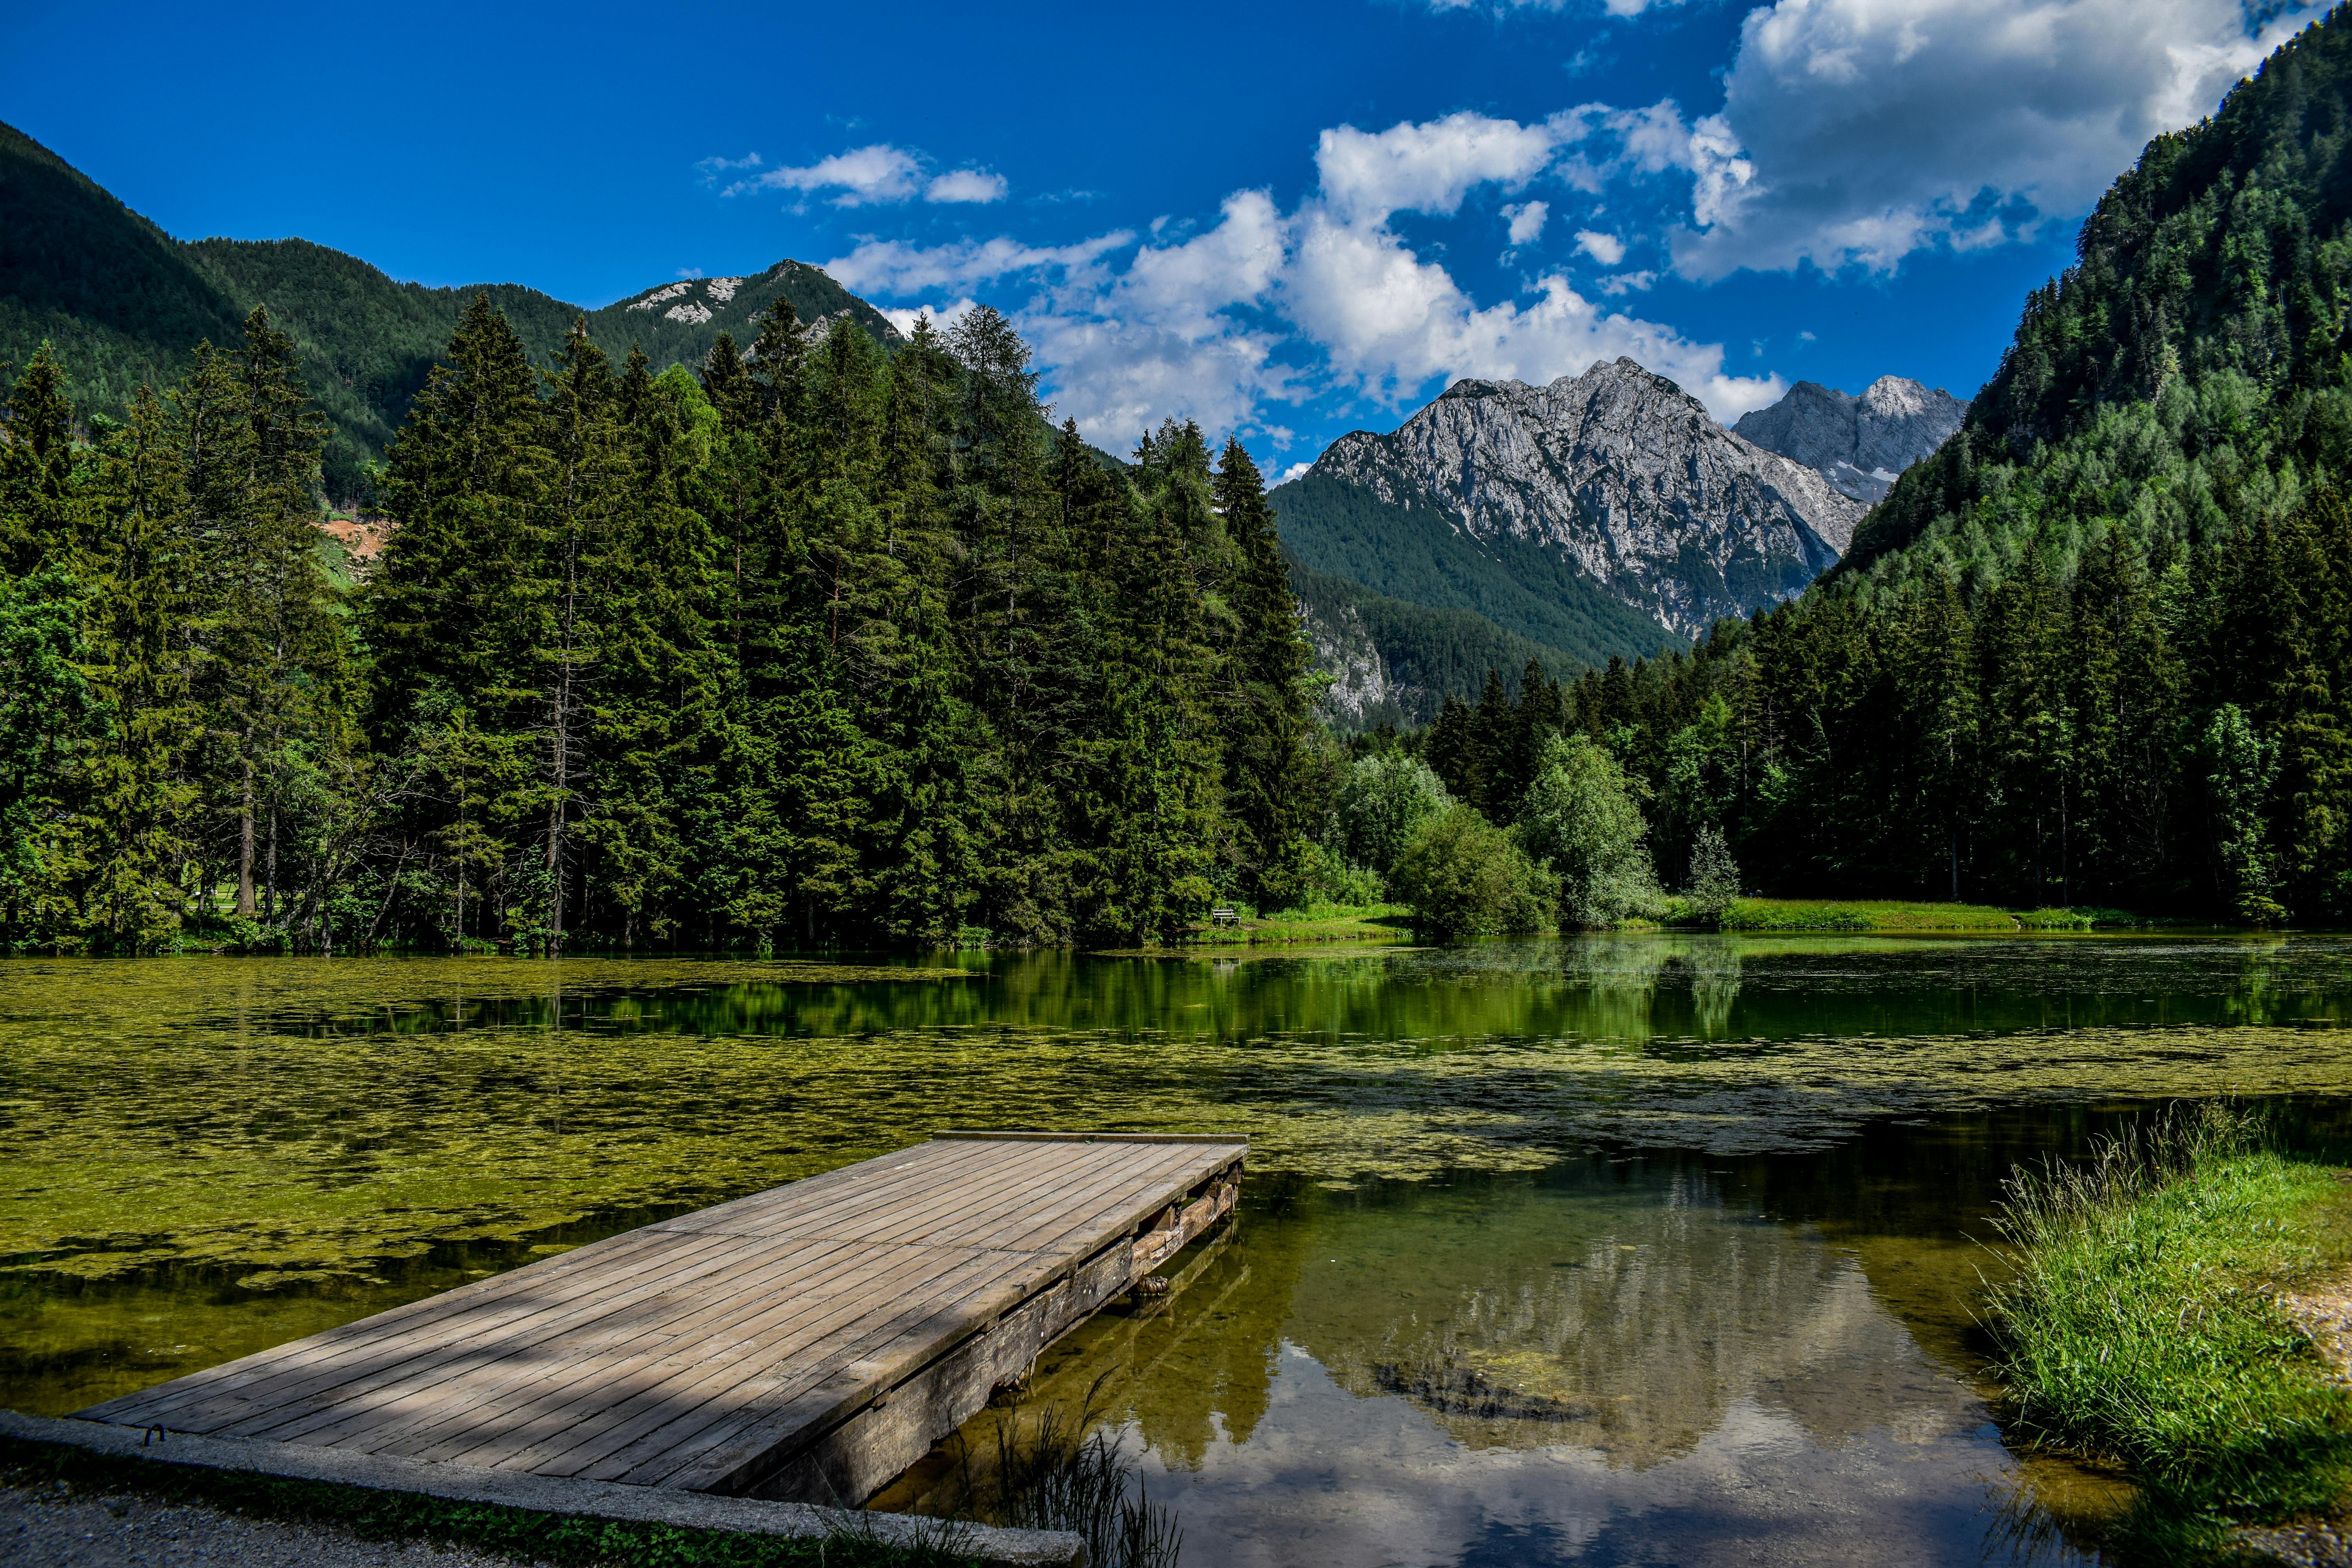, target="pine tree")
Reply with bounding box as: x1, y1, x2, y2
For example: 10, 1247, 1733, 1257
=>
80, 386, 198, 943
0, 344, 80, 574
1216, 438, 1319, 905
